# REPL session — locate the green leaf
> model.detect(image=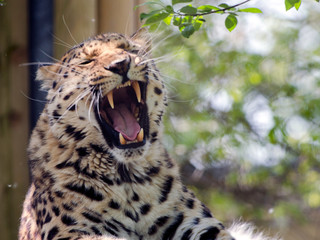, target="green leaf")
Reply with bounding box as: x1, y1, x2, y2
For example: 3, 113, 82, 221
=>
197, 5, 220, 13
140, 13, 149, 20
315, 0, 320, 2
173, 16, 182, 26
229, 12, 238, 16
285, 0, 301, 11
134, 1, 164, 10
181, 15, 193, 24
289, 0, 301, 4
285, 0, 294, 10
219, 3, 229, 8
163, 15, 173, 25
295, 0, 302, 10
172, 0, 192, 5
144, 12, 170, 25
165, 5, 174, 13
225, 14, 238, 32
268, 128, 277, 144
285, 0, 293, 10
181, 24, 195, 38
193, 17, 204, 31
238, 8, 263, 13
140, 9, 162, 20
180, 5, 198, 14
